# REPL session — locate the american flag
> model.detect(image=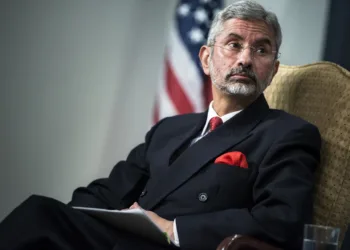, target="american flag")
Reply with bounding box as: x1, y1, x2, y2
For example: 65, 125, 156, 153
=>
153, 0, 223, 123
